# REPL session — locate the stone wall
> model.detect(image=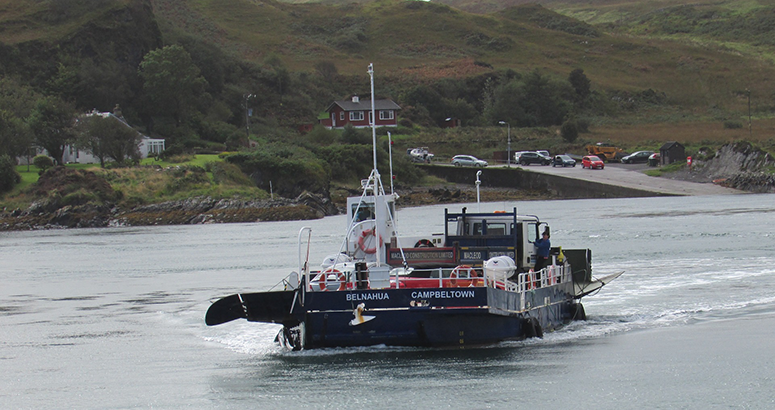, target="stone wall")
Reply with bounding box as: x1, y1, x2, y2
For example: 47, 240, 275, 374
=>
420, 165, 668, 199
